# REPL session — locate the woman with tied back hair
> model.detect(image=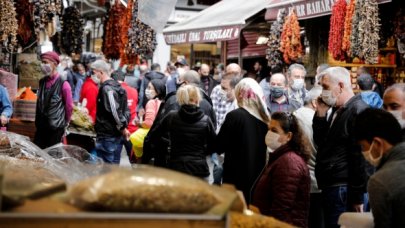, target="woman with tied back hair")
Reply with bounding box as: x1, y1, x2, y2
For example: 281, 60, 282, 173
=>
152, 84, 216, 179
252, 111, 311, 228
216, 78, 270, 205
